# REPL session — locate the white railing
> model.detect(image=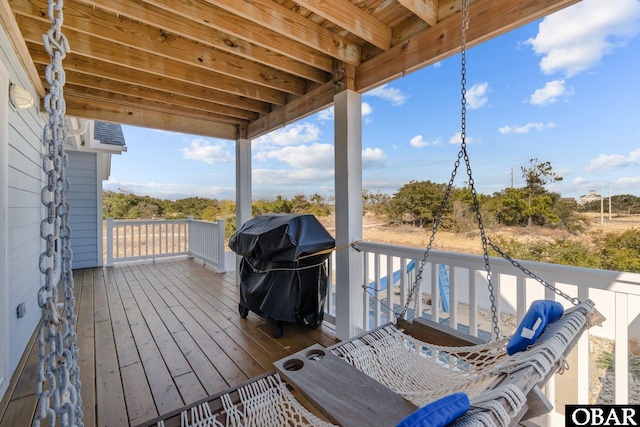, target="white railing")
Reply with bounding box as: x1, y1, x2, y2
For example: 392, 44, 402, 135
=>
323, 240, 640, 411
105, 218, 226, 272
188, 218, 226, 273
